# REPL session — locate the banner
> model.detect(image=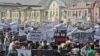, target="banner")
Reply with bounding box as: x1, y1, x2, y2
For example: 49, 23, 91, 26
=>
72, 32, 94, 43
27, 30, 42, 41
17, 49, 31, 56
19, 30, 26, 36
